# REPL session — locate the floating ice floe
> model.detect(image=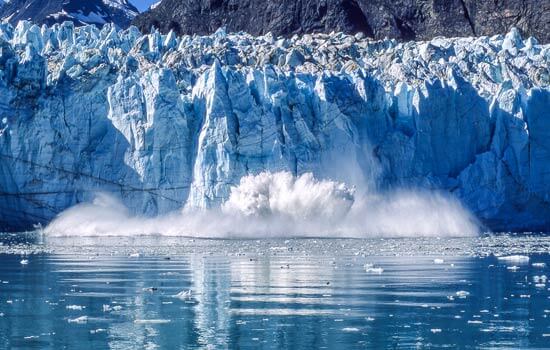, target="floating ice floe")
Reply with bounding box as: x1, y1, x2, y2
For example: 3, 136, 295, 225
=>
364, 263, 384, 274
67, 316, 88, 324
342, 327, 360, 332
134, 319, 171, 324
174, 290, 192, 300
497, 255, 530, 263
66, 305, 85, 310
